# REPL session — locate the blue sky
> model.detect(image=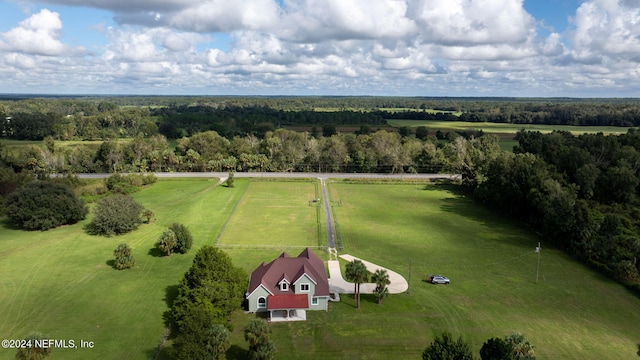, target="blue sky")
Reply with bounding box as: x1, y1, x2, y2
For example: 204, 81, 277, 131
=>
0, 0, 638, 96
